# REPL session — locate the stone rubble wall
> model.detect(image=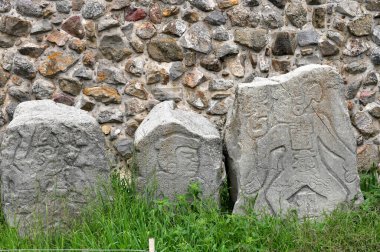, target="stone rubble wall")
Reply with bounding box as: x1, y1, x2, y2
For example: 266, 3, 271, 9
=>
1, 0, 380, 171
